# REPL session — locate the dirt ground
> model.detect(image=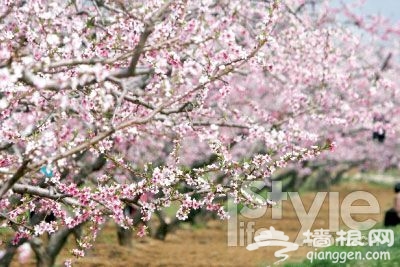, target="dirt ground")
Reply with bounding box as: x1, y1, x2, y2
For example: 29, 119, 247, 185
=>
9, 181, 395, 267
